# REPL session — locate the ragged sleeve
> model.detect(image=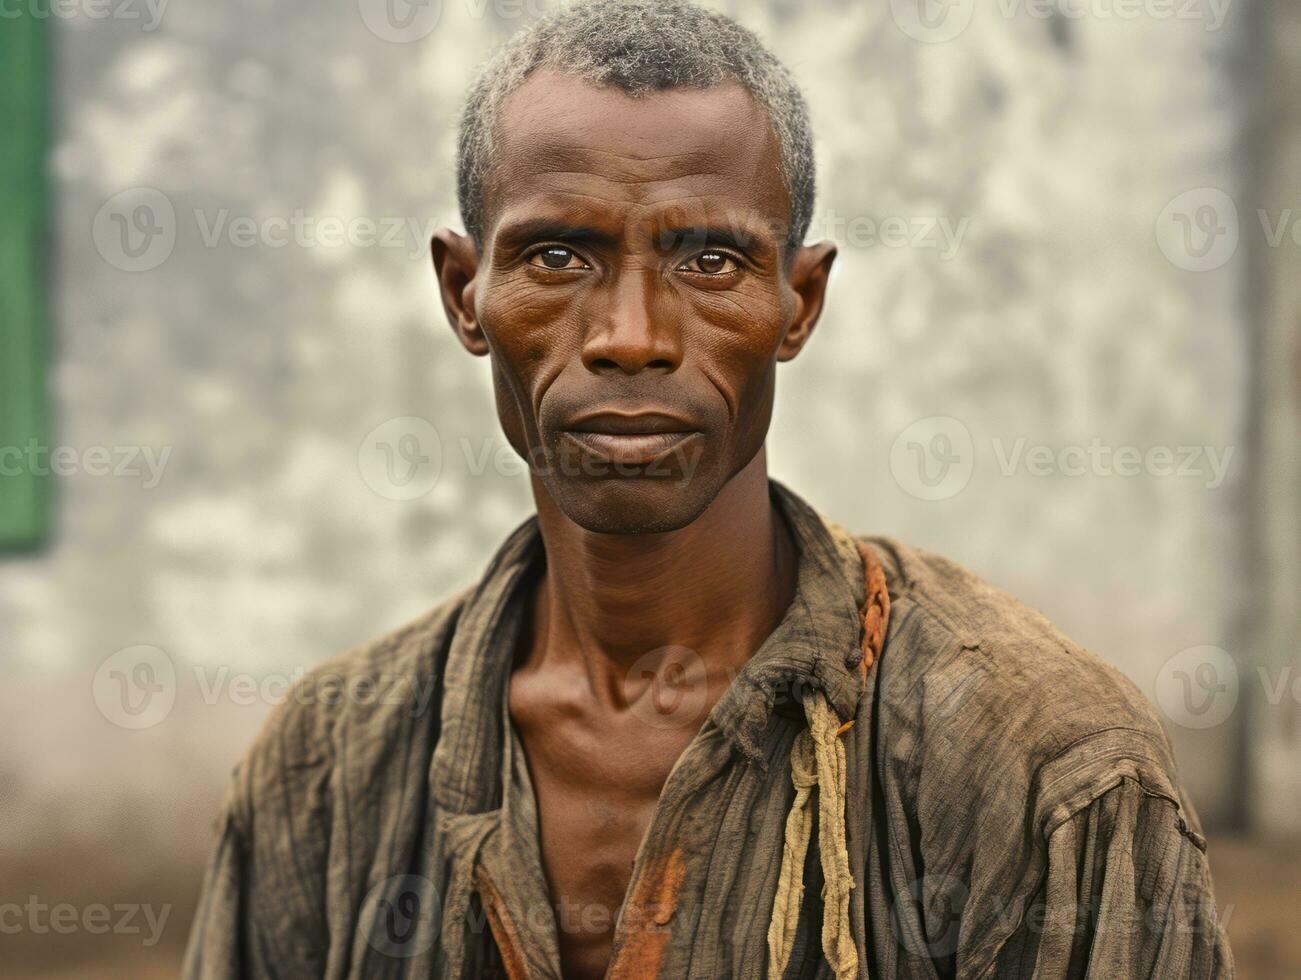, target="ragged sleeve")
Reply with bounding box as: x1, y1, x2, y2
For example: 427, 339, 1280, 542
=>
990, 776, 1233, 978
181, 706, 335, 980
182, 777, 251, 979
181, 594, 464, 979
